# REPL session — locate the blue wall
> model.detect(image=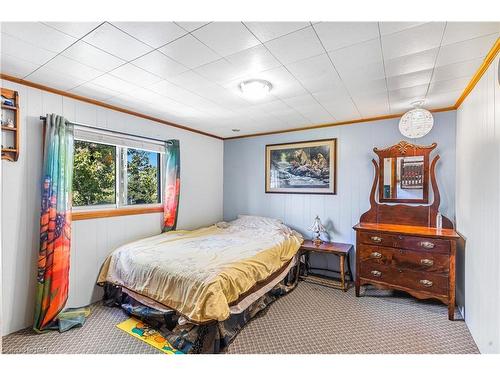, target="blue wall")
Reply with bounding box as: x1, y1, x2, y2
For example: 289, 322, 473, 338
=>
223, 111, 457, 280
